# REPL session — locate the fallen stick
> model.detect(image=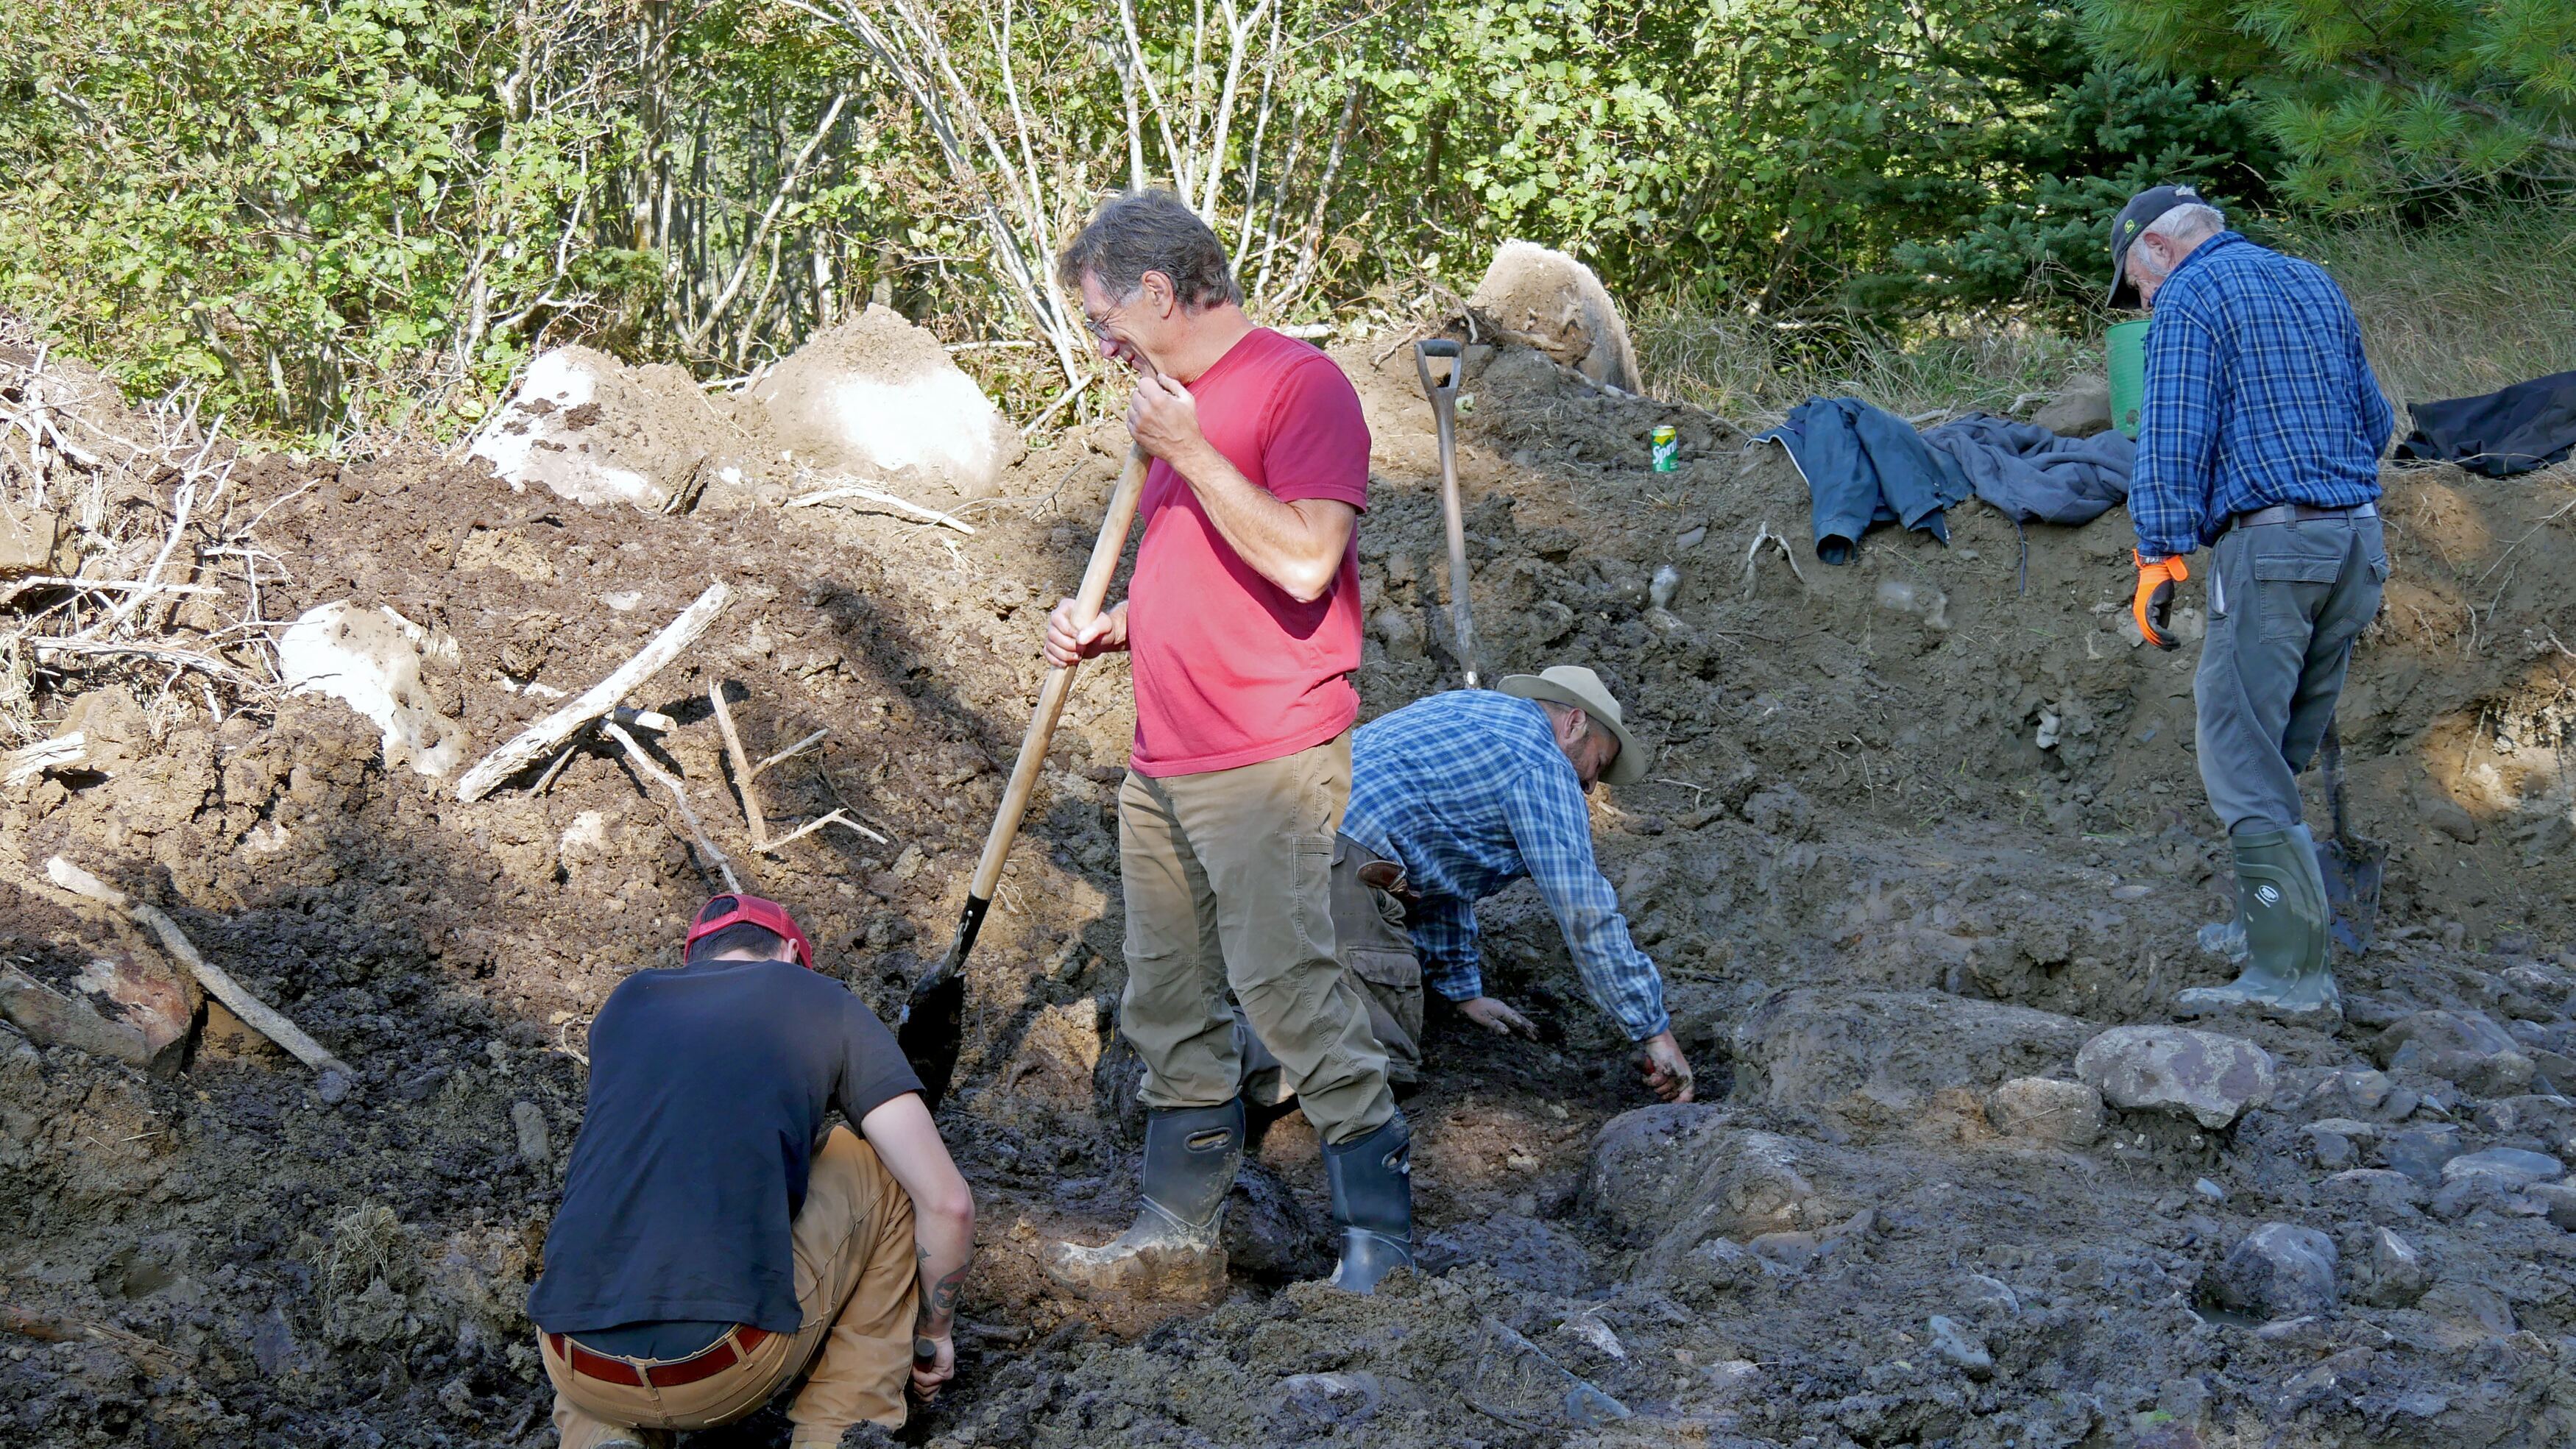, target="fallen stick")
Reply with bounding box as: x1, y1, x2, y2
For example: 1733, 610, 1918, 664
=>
27, 637, 258, 686
455, 581, 731, 802
86, 478, 195, 638
1, 1303, 188, 1371
604, 721, 742, 893
786, 483, 977, 534
707, 683, 776, 849
42, 857, 353, 1080
3, 732, 84, 787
